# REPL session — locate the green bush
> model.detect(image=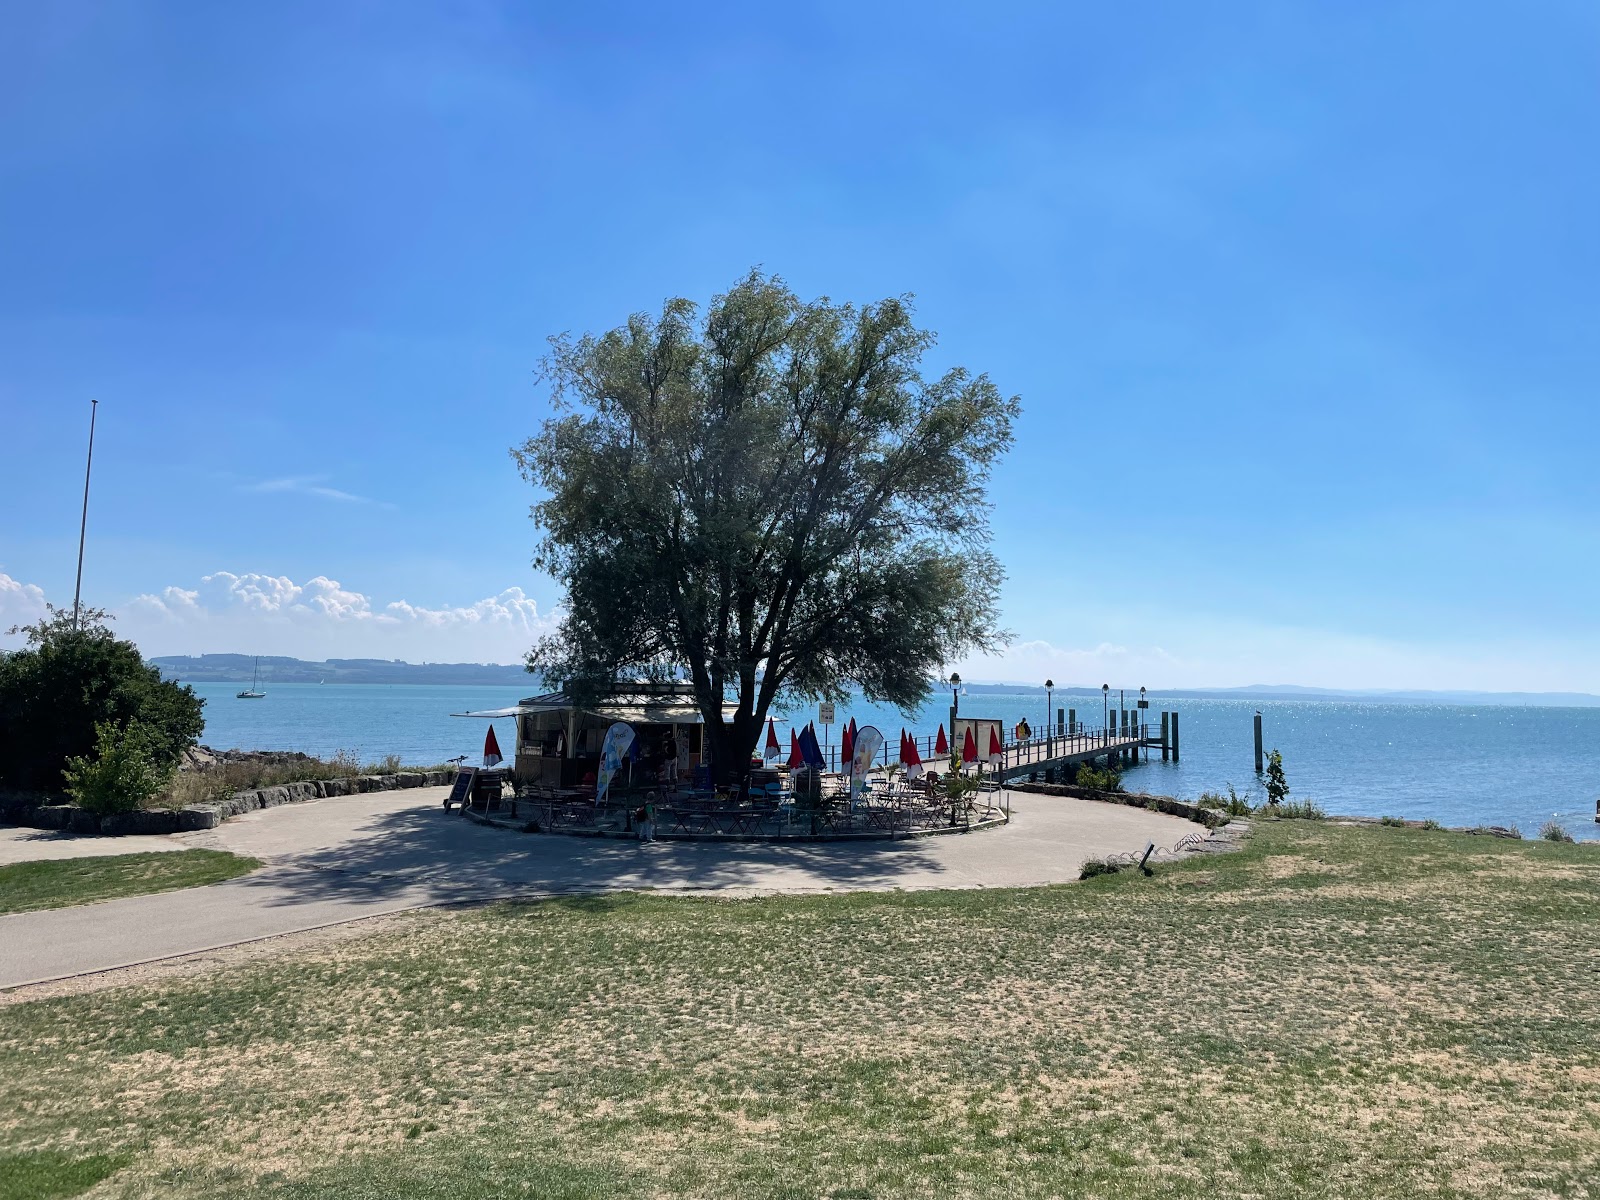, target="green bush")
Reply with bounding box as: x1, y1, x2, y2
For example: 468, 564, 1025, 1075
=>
1539, 819, 1576, 844
62, 720, 176, 814
1079, 857, 1124, 879
1074, 764, 1123, 792
1380, 815, 1406, 827
1273, 798, 1325, 820
0, 605, 203, 794
1422, 819, 1443, 831
1264, 748, 1290, 806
